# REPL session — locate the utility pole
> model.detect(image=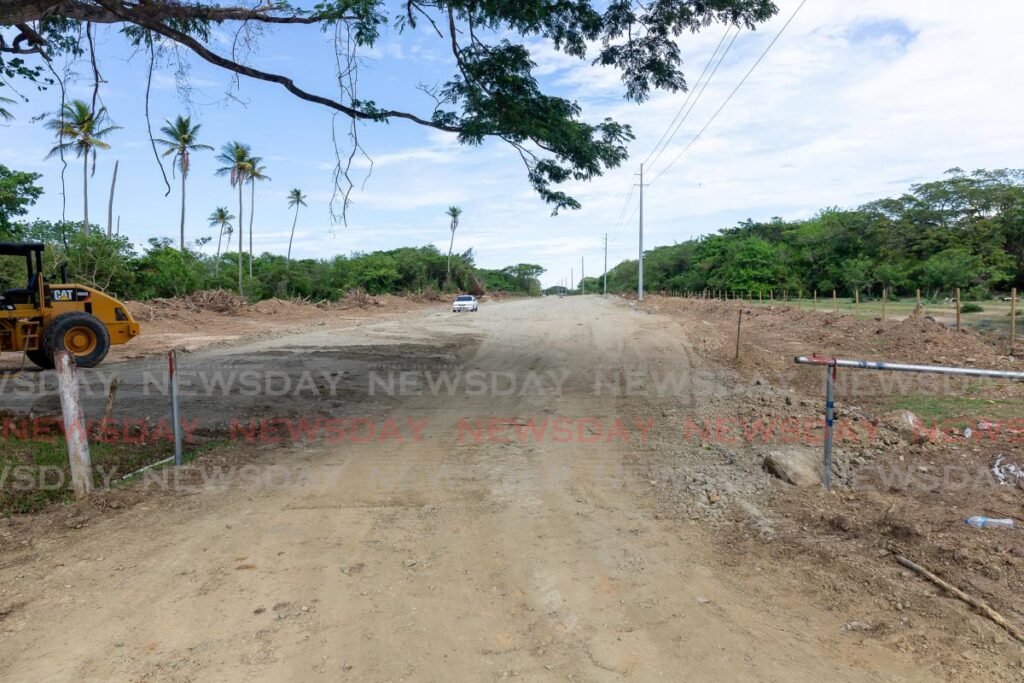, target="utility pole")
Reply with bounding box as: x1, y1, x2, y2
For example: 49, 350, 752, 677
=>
571, 267, 574, 295
581, 257, 585, 295
603, 233, 608, 296
635, 163, 647, 301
